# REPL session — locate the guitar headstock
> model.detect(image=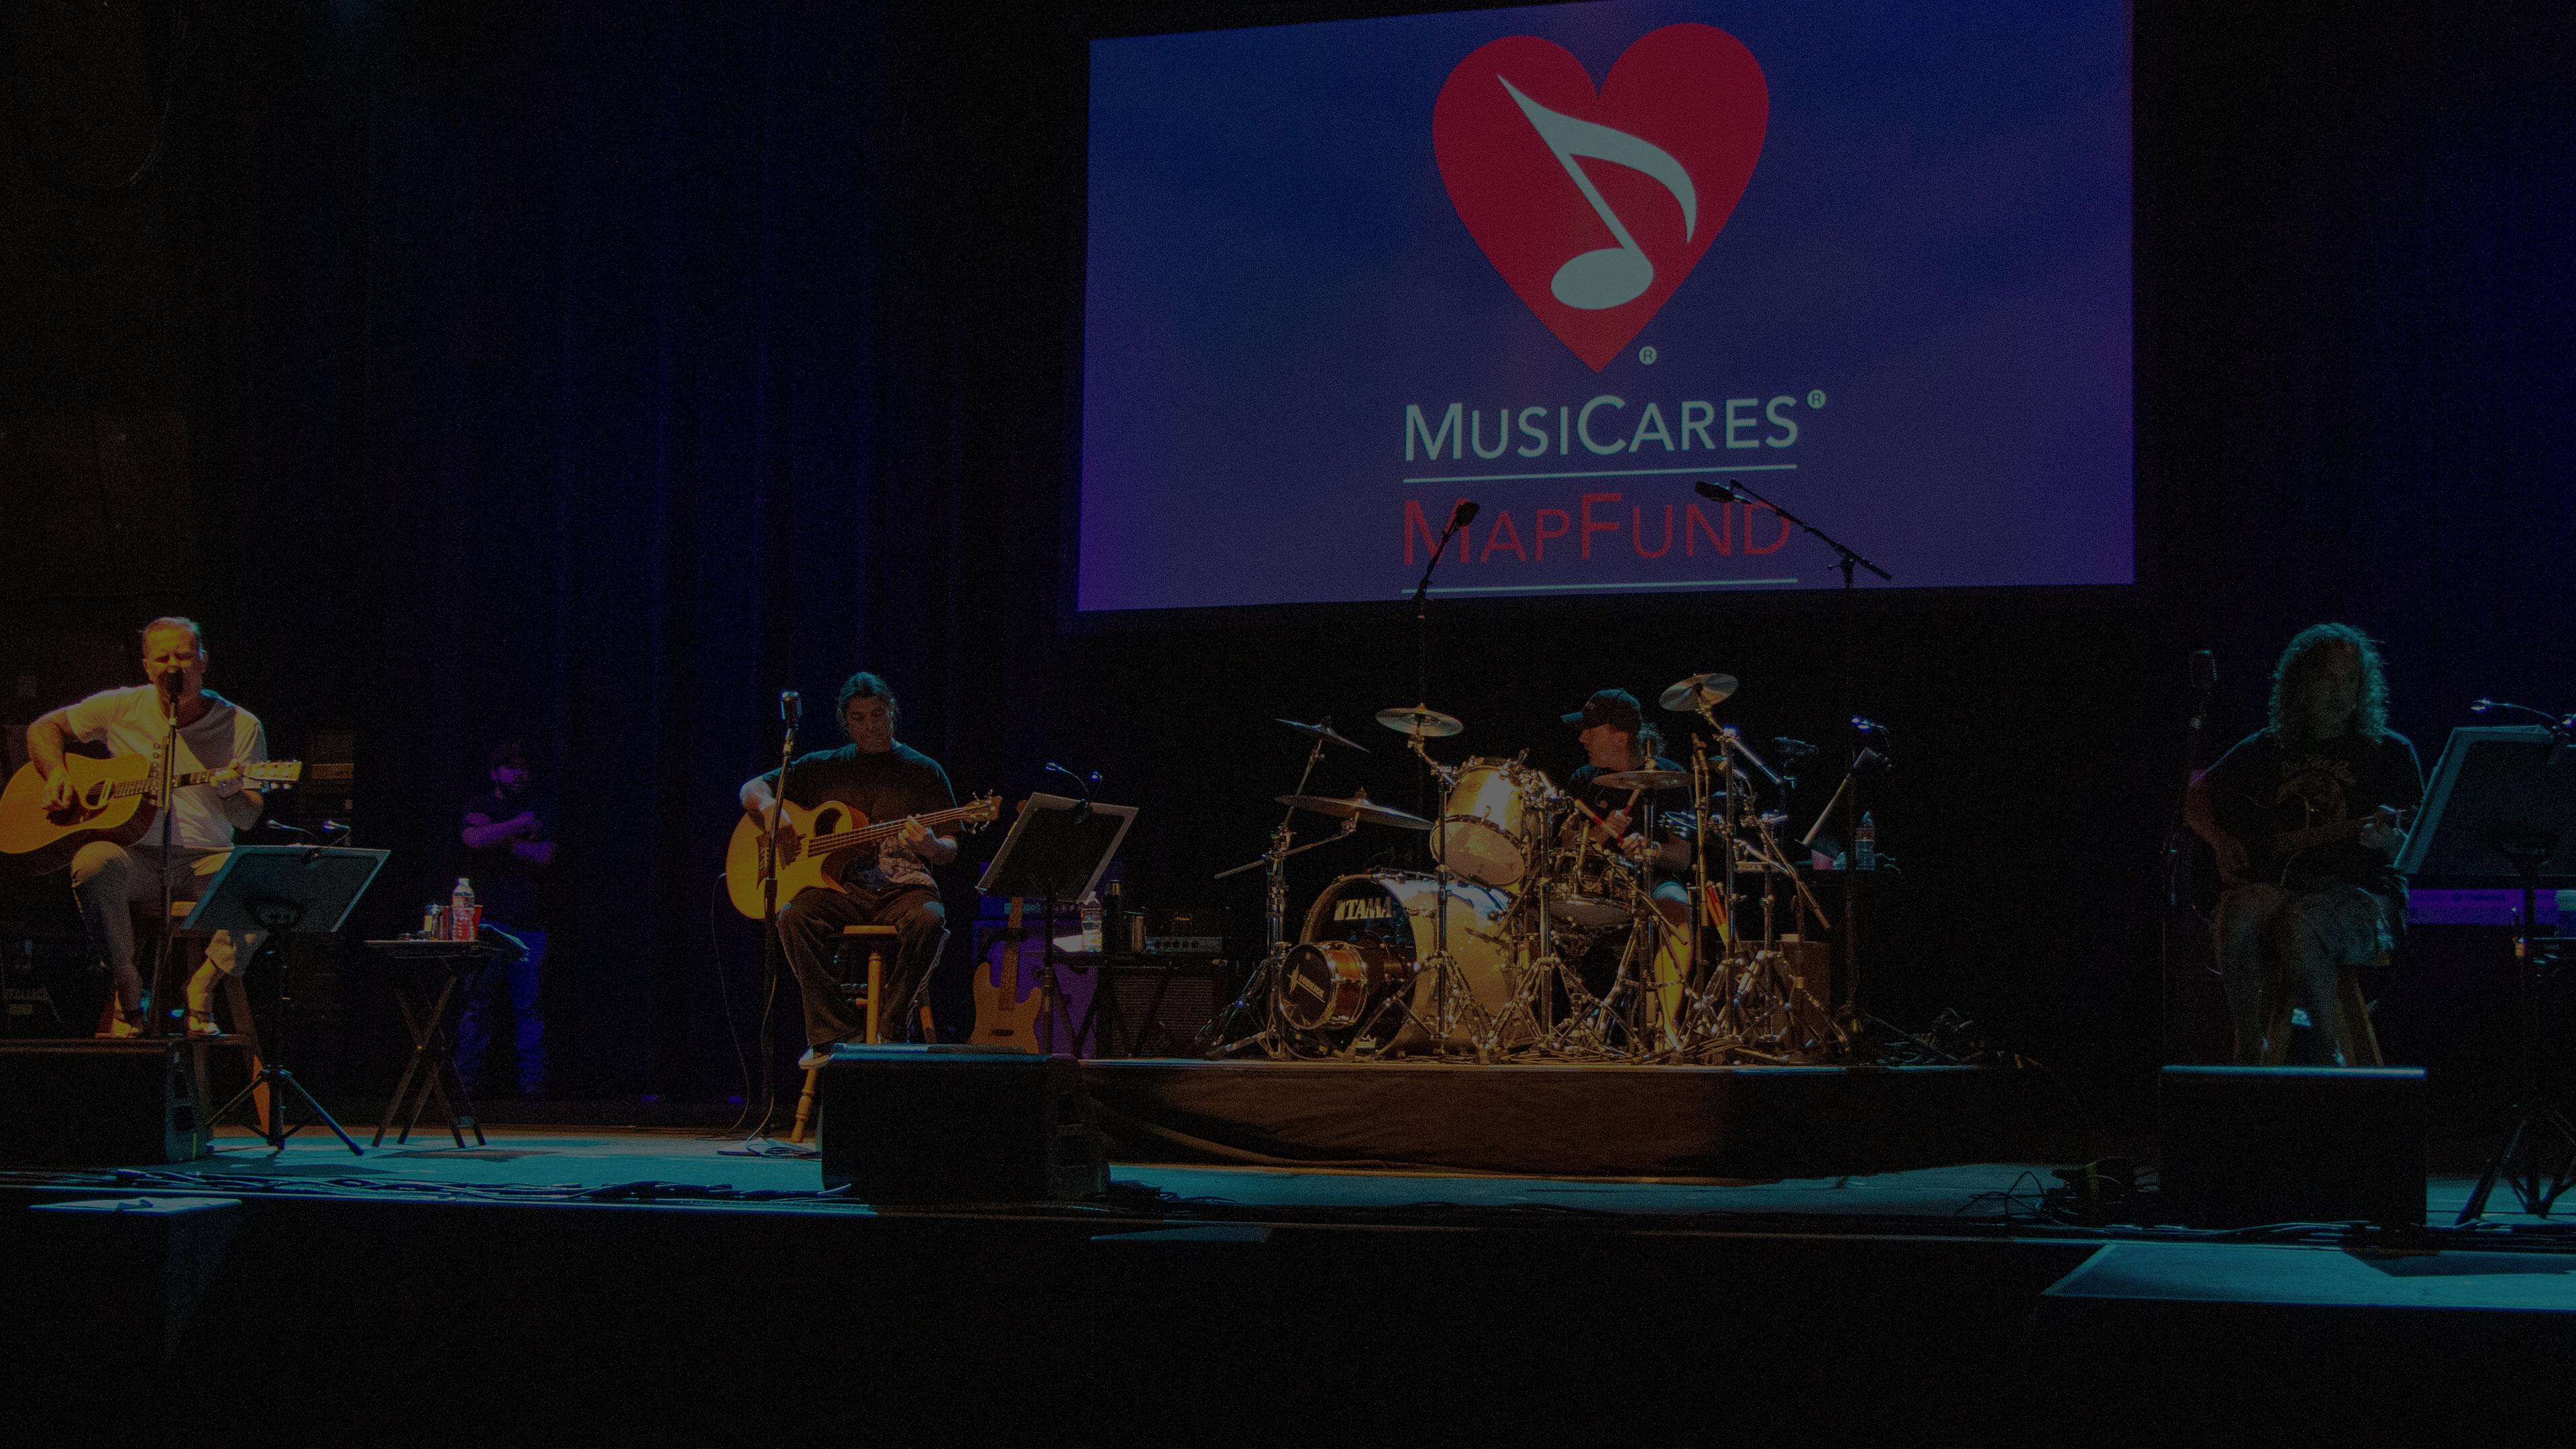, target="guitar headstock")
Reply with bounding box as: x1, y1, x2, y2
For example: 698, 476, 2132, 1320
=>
960, 791, 1002, 833
242, 761, 306, 790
